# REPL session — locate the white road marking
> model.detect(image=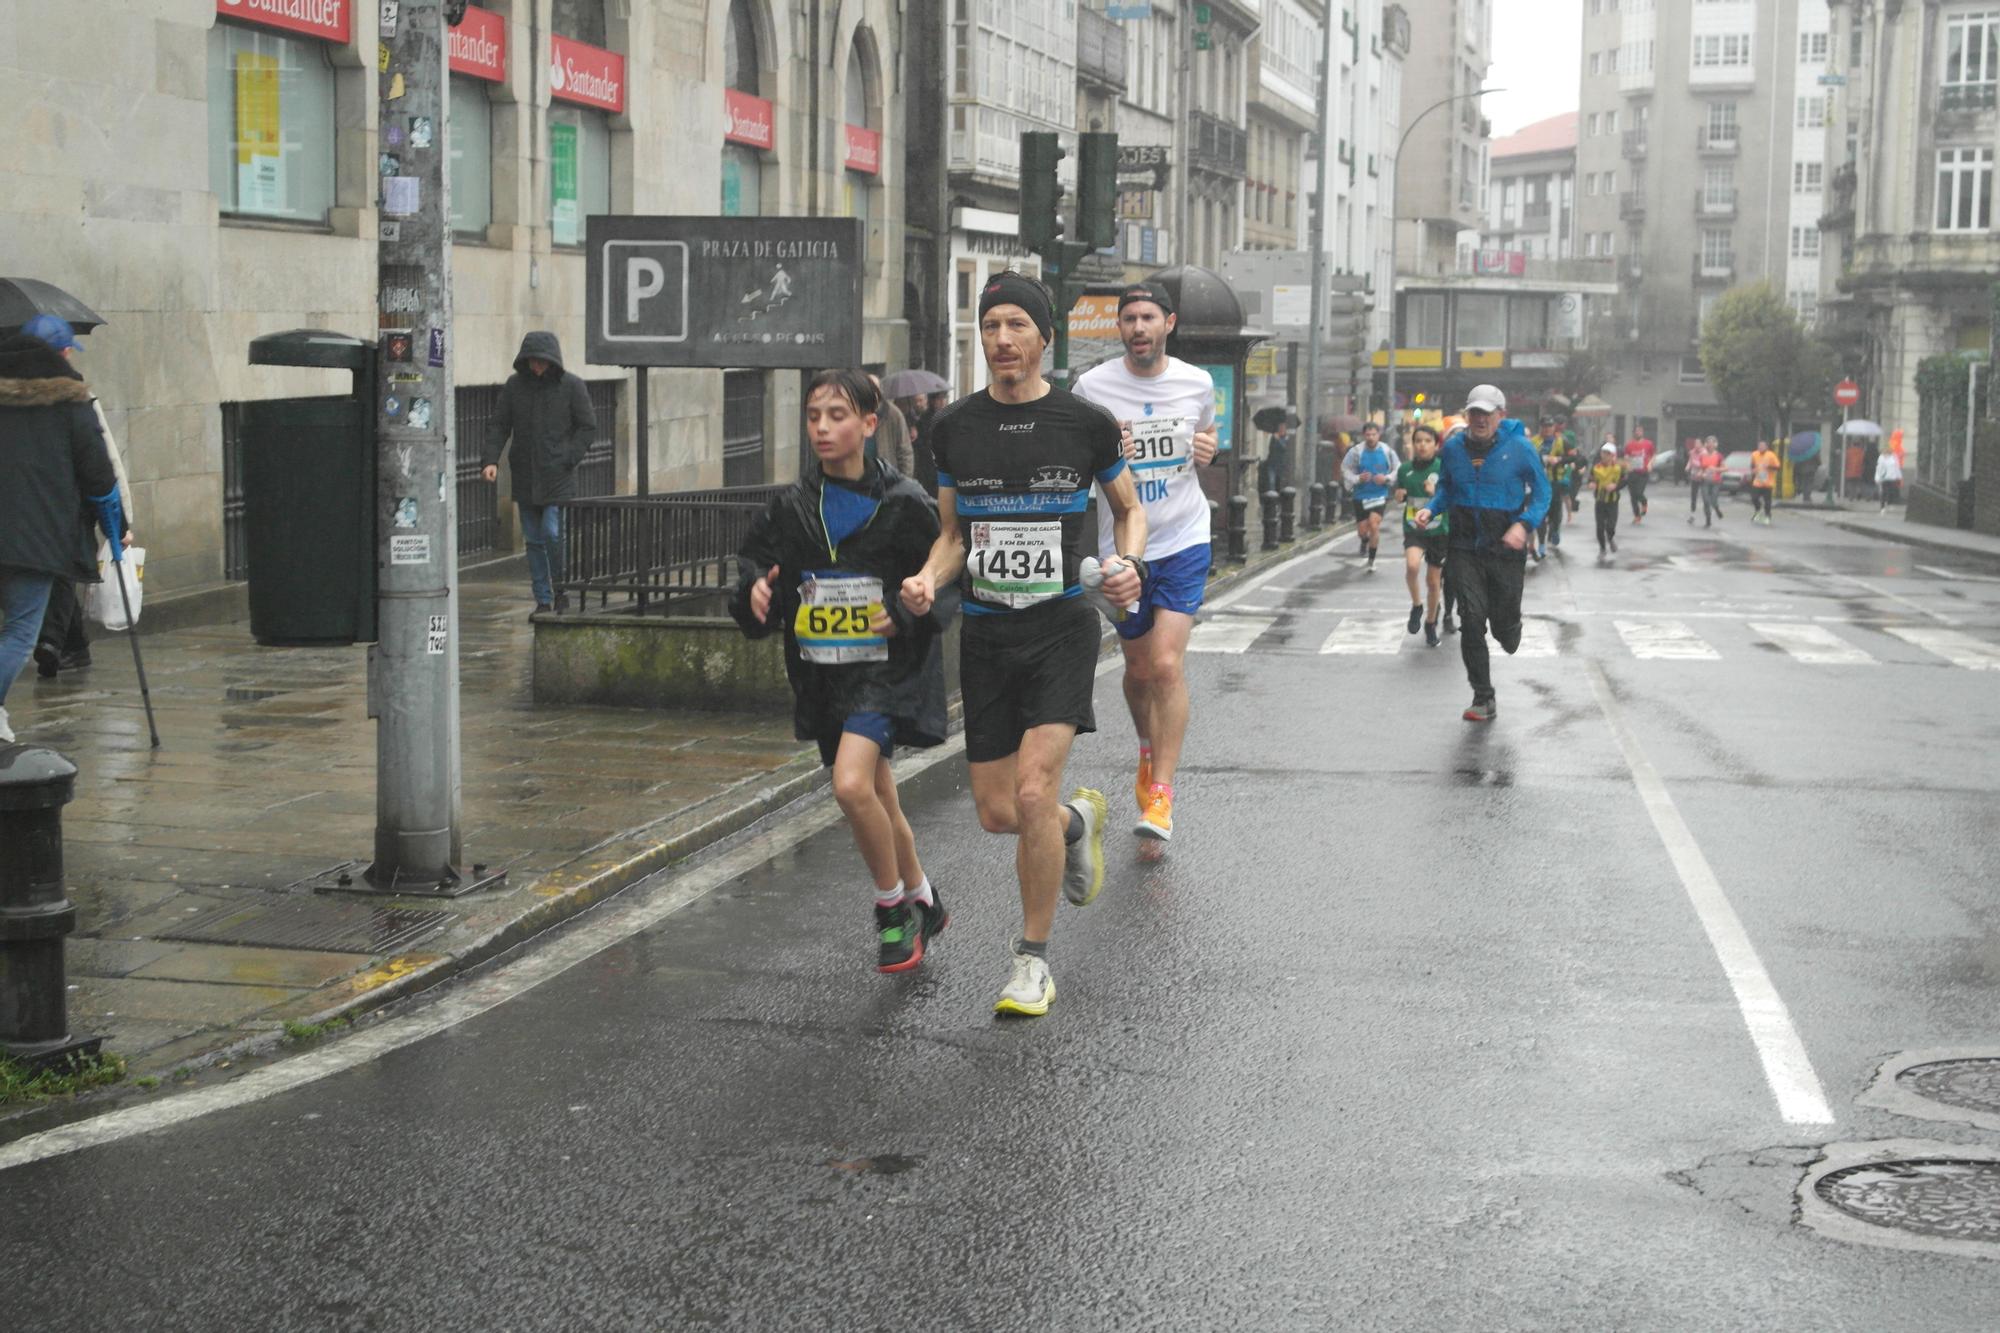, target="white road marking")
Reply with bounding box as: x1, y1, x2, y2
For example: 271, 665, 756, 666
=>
1583, 662, 1835, 1126
1914, 565, 2000, 584
1885, 626, 2000, 671
1513, 620, 1561, 658
1319, 617, 1407, 655
1750, 622, 1876, 666
1790, 553, 1961, 626
1189, 615, 1275, 653
1615, 619, 1720, 660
